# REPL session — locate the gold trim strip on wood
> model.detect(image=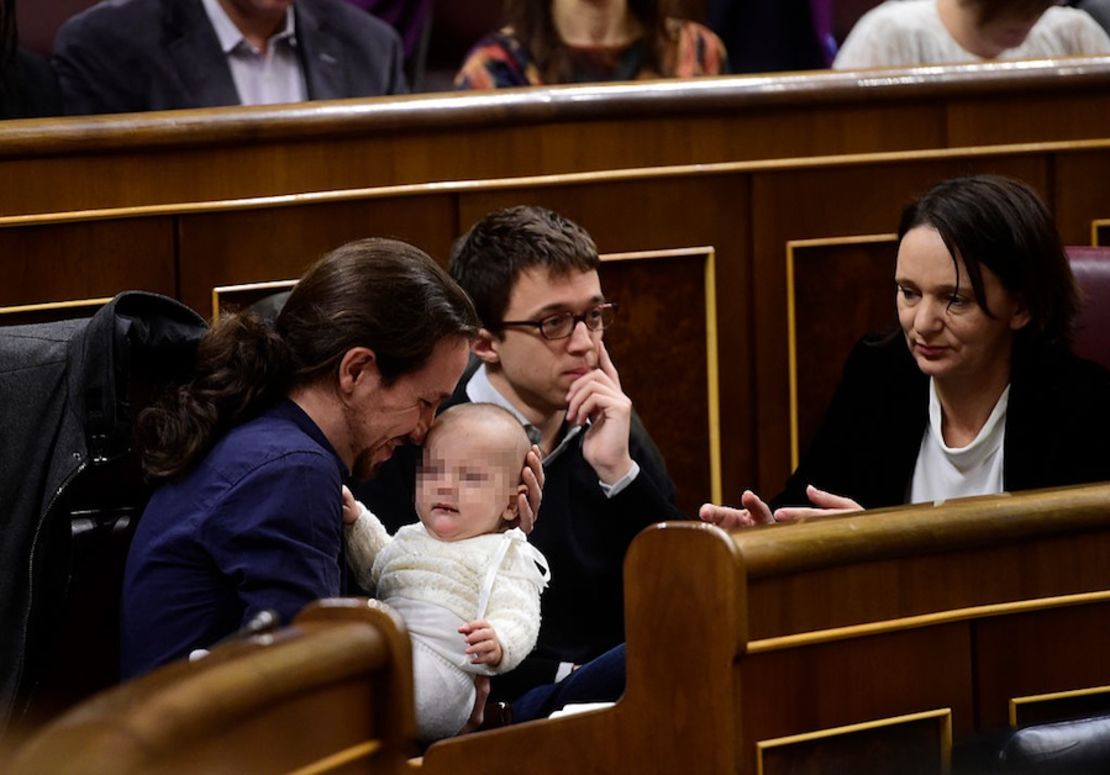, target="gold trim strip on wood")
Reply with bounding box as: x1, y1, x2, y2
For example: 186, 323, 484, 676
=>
1008, 684, 1110, 727
1092, 218, 1110, 246
755, 708, 952, 775
601, 246, 722, 504
785, 234, 898, 469
704, 249, 722, 506
747, 589, 1110, 654
284, 739, 382, 775
212, 279, 296, 322
0, 297, 113, 316
6, 139, 1110, 227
